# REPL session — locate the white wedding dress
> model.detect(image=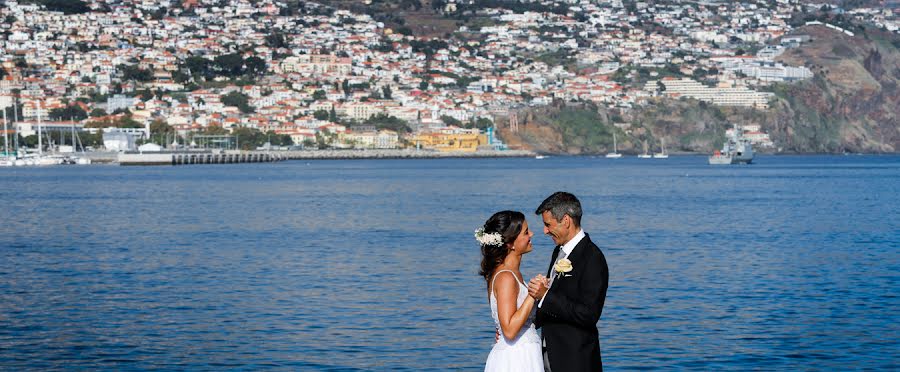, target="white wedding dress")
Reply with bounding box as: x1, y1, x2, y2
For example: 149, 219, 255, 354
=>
484, 270, 544, 372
